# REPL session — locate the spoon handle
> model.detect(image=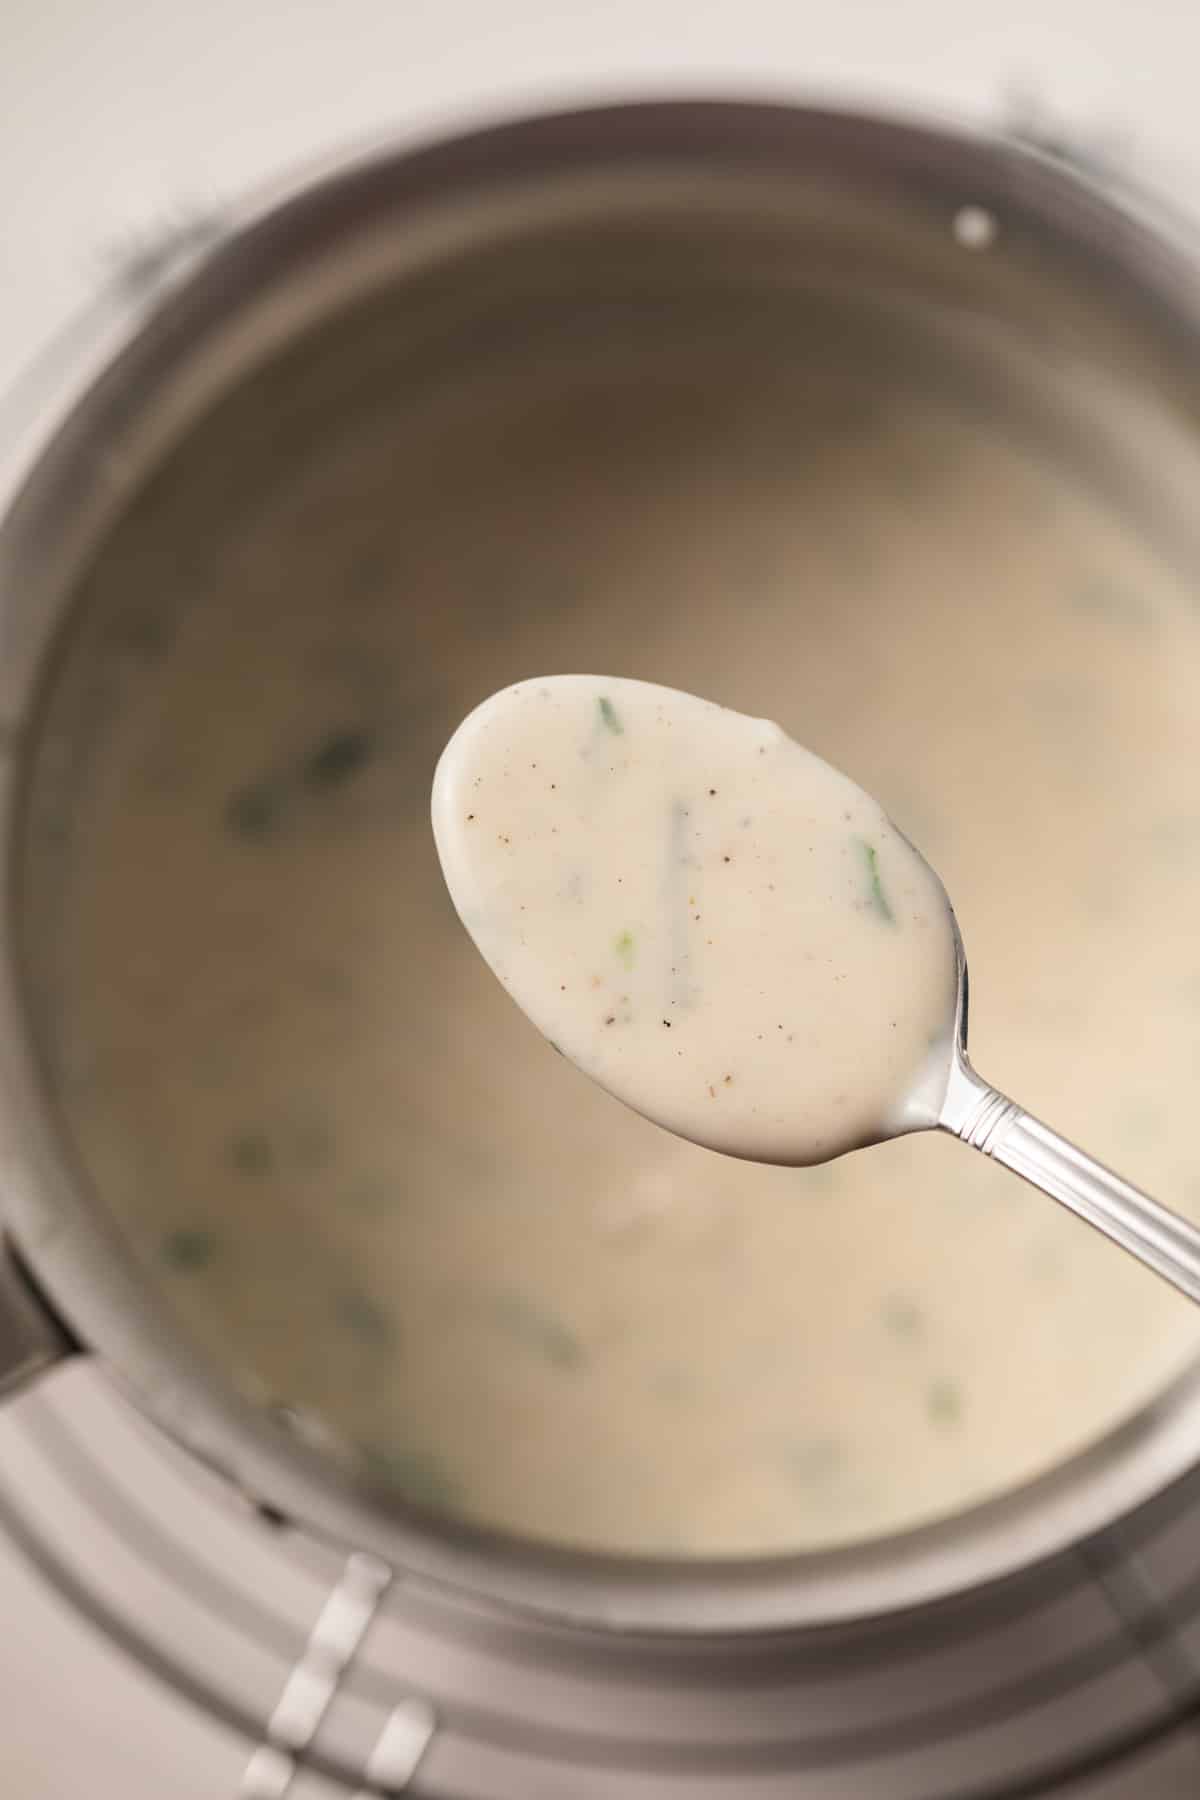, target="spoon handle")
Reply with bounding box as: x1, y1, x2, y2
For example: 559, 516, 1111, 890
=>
941, 1062, 1200, 1306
